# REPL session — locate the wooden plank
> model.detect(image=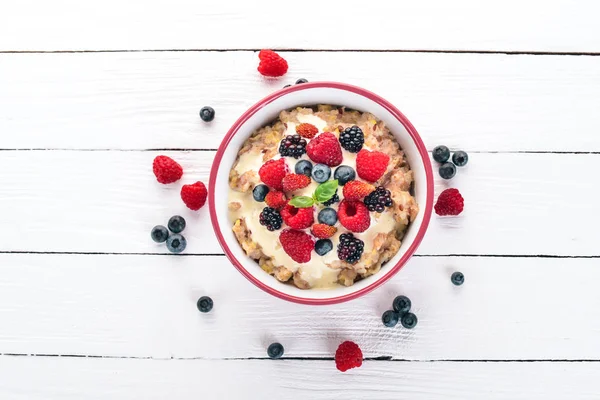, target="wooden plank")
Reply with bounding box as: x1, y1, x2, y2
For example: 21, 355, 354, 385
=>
1, 0, 599, 52
1, 51, 599, 151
